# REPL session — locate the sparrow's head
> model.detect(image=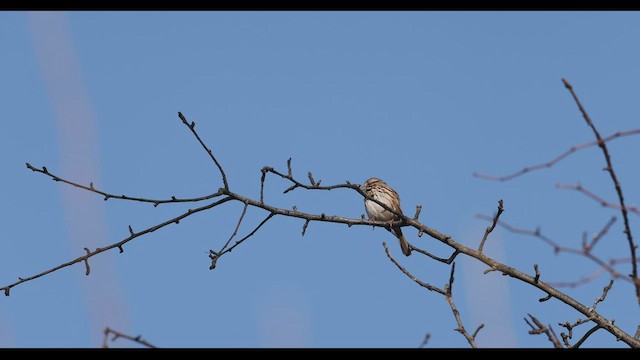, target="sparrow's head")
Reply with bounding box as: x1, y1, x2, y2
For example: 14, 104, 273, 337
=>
361, 177, 385, 194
